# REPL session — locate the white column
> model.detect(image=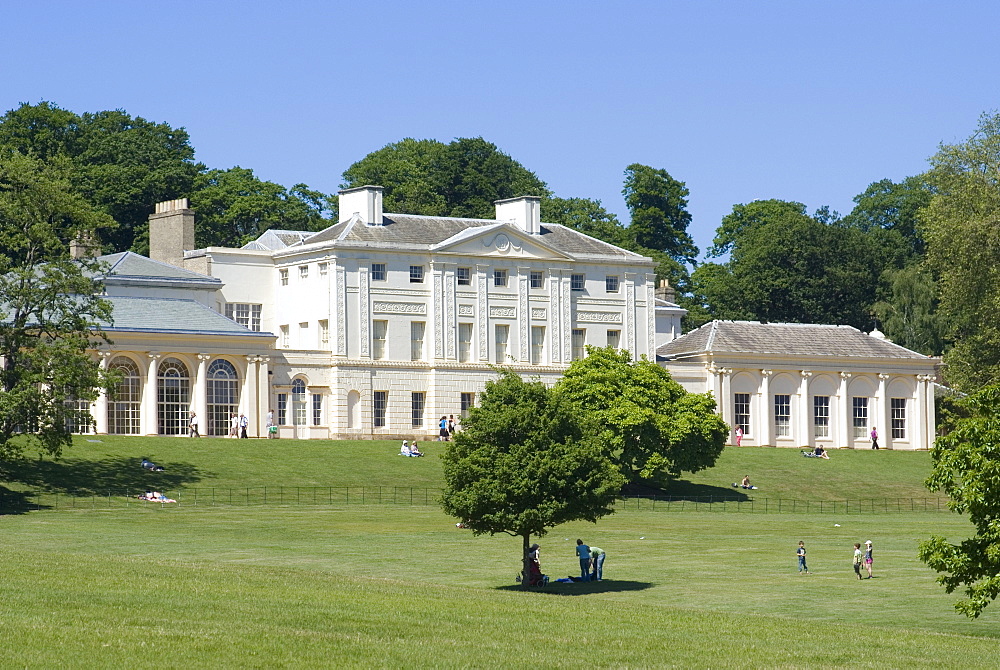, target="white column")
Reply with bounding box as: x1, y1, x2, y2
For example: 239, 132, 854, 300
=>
707, 363, 722, 411
93, 352, 112, 434
758, 370, 772, 447
243, 356, 258, 435
477, 264, 489, 362
517, 267, 529, 363
719, 368, 733, 428
798, 370, 812, 448
195, 354, 210, 430
625, 272, 636, 357
876, 373, 889, 449
142, 353, 160, 435
837, 372, 852, 449
258, 356, 270, 434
